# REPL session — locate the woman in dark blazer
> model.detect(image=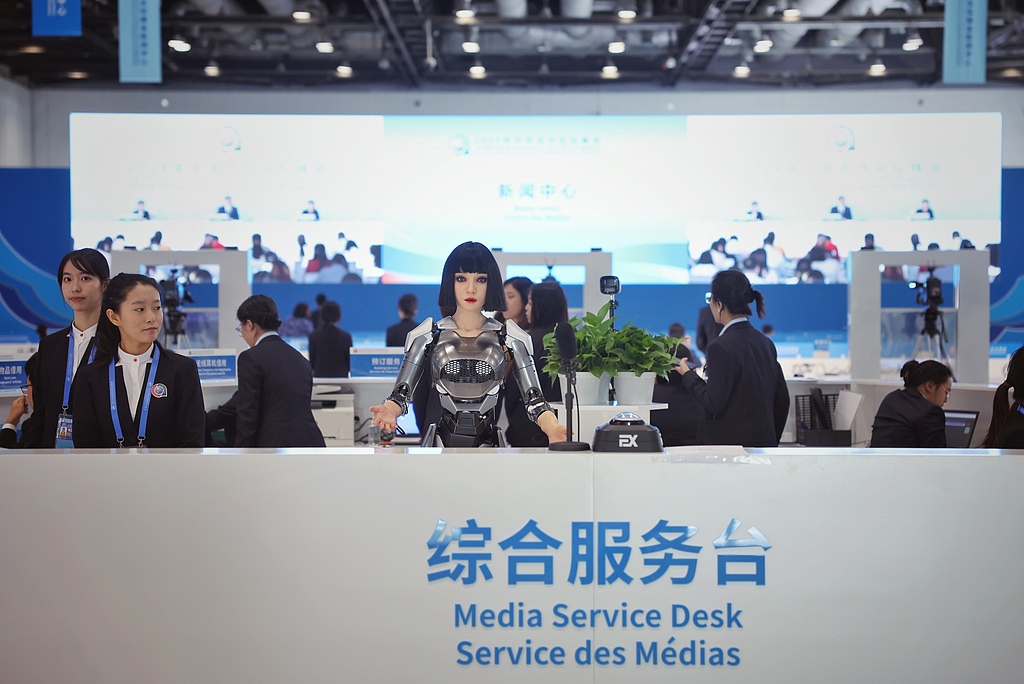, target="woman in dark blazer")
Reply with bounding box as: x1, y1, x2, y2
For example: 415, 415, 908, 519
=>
679, 270, 790, 447
982, 346, 1024, 448
27, 249, 110, 448
308, 301, 352, 378
504, 281, 567, 447
72, 273, 205, 448
870, 360, 952, 448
